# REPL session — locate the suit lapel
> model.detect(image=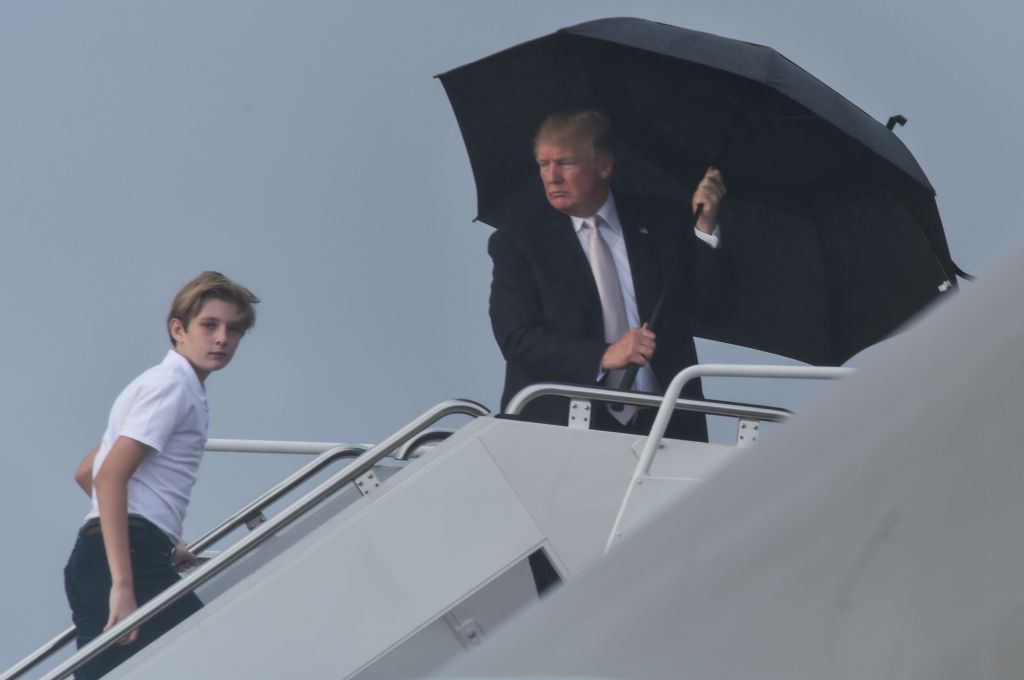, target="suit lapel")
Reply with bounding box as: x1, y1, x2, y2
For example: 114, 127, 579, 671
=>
537, 211, 602, 318
616, 196, 663, 324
